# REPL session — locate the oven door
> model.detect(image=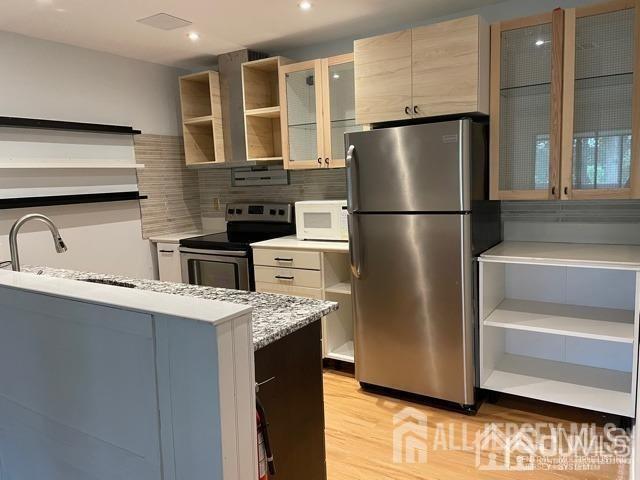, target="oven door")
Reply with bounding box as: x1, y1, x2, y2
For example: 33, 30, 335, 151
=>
180, 248, 250, 290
